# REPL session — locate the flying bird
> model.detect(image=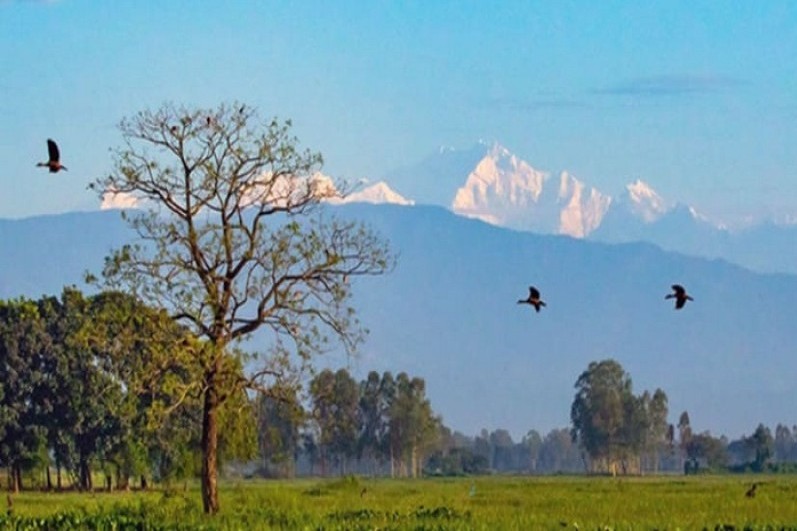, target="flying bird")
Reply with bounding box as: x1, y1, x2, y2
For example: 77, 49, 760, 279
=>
665, 284, 693, 310
518, 286, 546, 312
36, 139, 67, 173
